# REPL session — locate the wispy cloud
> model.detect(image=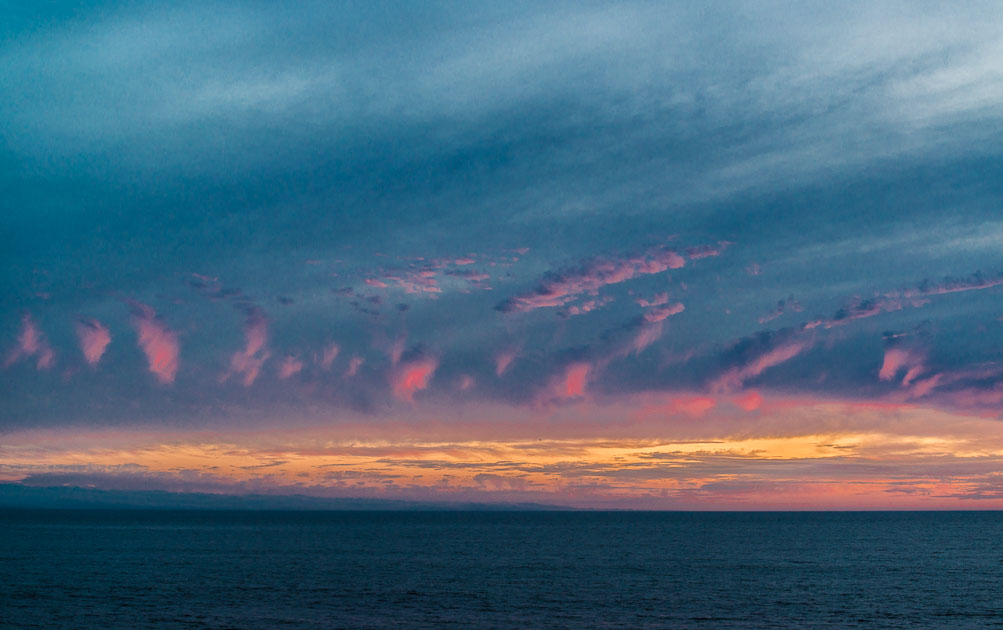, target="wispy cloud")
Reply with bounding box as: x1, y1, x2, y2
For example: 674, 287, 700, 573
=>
496, 246, 686, 314
76, 318, 111, 366
391, 350, 438, 402
224, 306, 269, 386
128, 302, 179, 384
5, 314, 55, 370
278, 355, 304, 379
